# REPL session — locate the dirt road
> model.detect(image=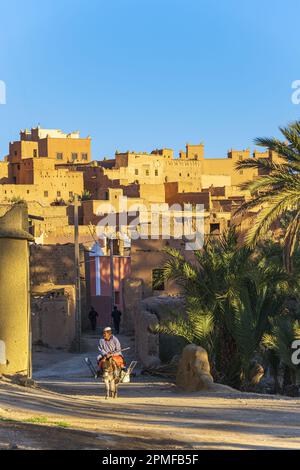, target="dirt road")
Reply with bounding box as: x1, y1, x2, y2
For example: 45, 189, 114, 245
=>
0, 333, 299, 450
